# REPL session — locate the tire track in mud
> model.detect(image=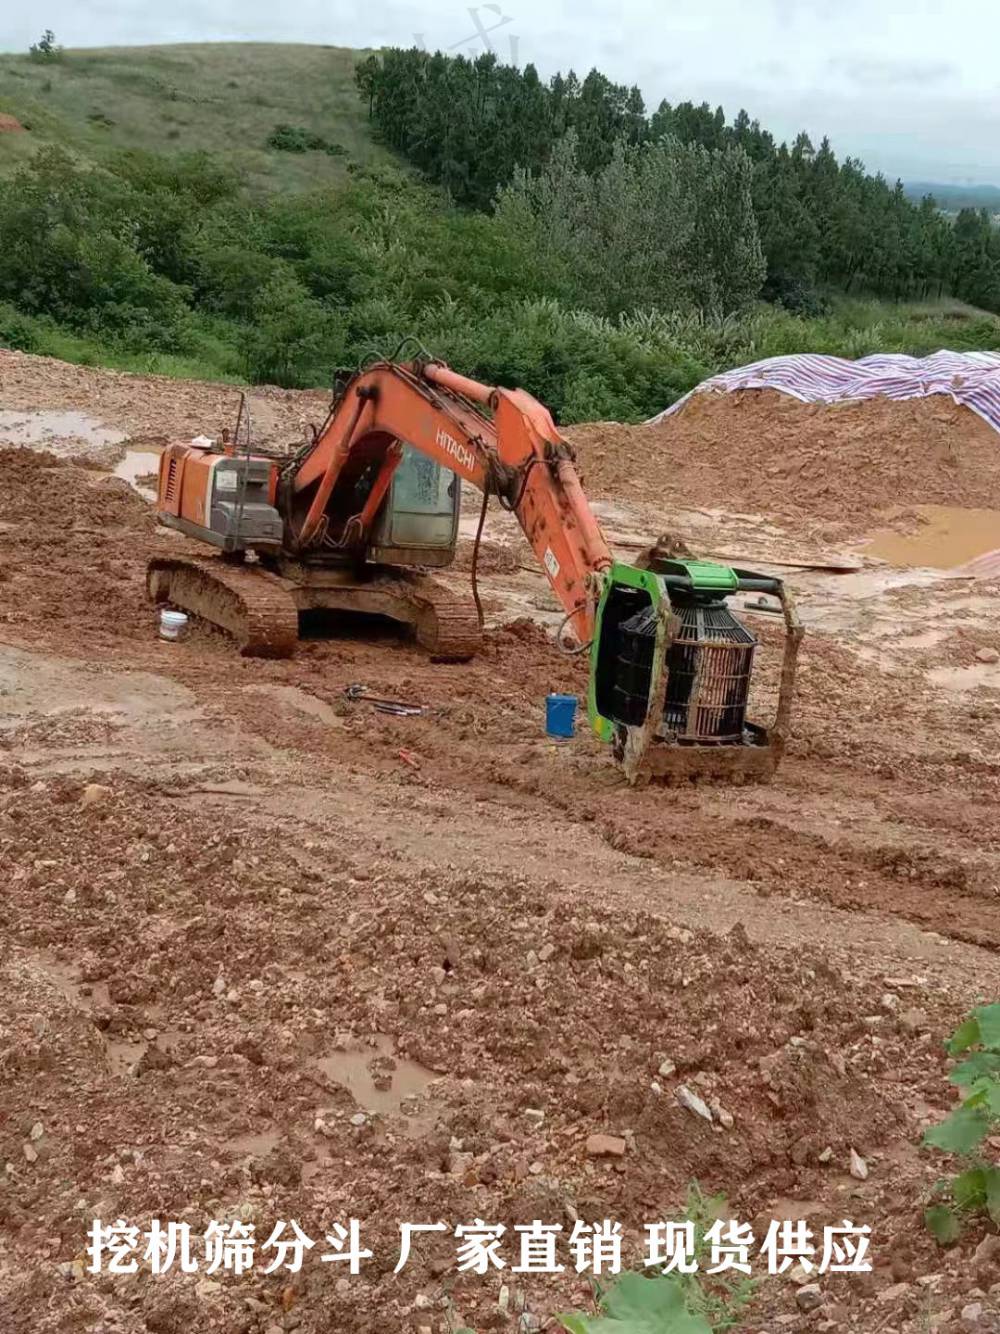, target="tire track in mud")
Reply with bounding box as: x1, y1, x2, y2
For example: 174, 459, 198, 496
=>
178, 647, 1000, 959
471, 755, 1000, 951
